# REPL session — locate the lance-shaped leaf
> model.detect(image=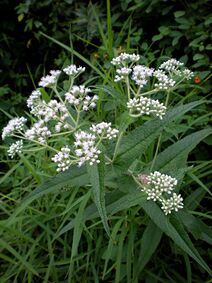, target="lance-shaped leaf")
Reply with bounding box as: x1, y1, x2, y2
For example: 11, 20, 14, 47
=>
87, 155, 110, 237
116, 101, 204, 167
